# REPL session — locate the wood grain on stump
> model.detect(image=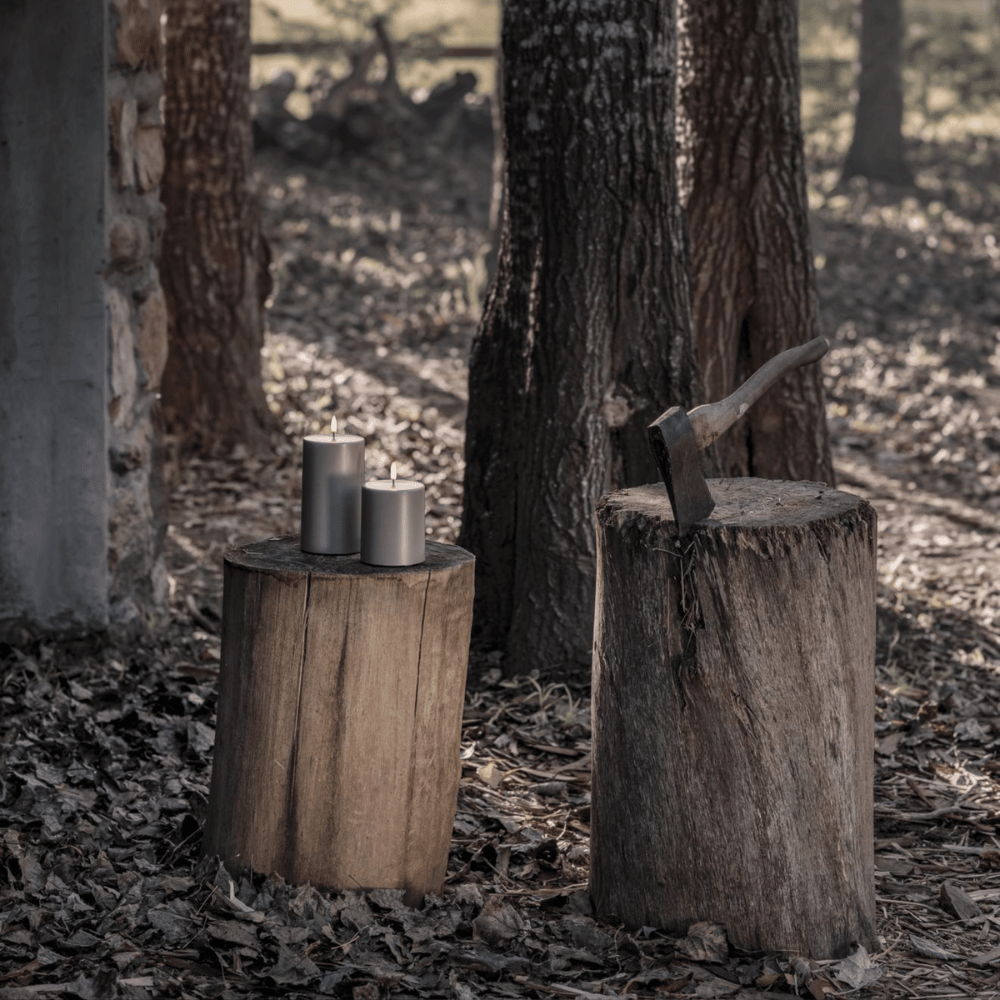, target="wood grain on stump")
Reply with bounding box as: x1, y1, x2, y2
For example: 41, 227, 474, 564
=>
590, 479, 877, 958
204, 537, 475, 901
